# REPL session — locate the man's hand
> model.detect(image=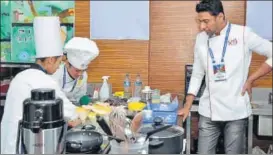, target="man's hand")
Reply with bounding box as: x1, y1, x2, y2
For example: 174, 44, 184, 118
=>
177, 107, 190, 122
177, 94, 194, 122
242, 62, 272, 97
241, 79, 253, 98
